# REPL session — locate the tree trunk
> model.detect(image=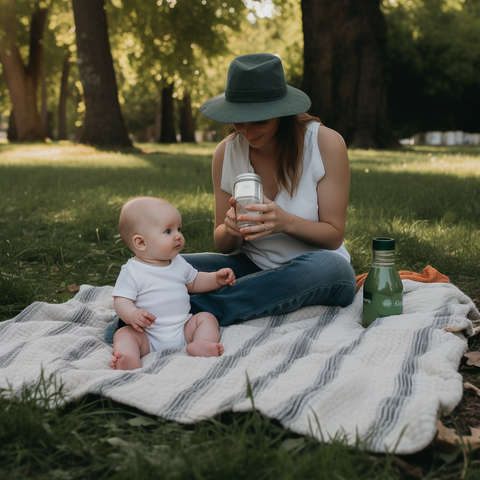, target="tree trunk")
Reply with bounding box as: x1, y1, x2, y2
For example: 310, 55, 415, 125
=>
154, 95, 161, 142
0, 7, 47, 142
71, 0, 132, 147
41, 70, 49, 136
301, 0, 398, 149
7, 109, 17, 141
159, 83, 177, 143
58, 53, 71, 140
179, 93, 196, 143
